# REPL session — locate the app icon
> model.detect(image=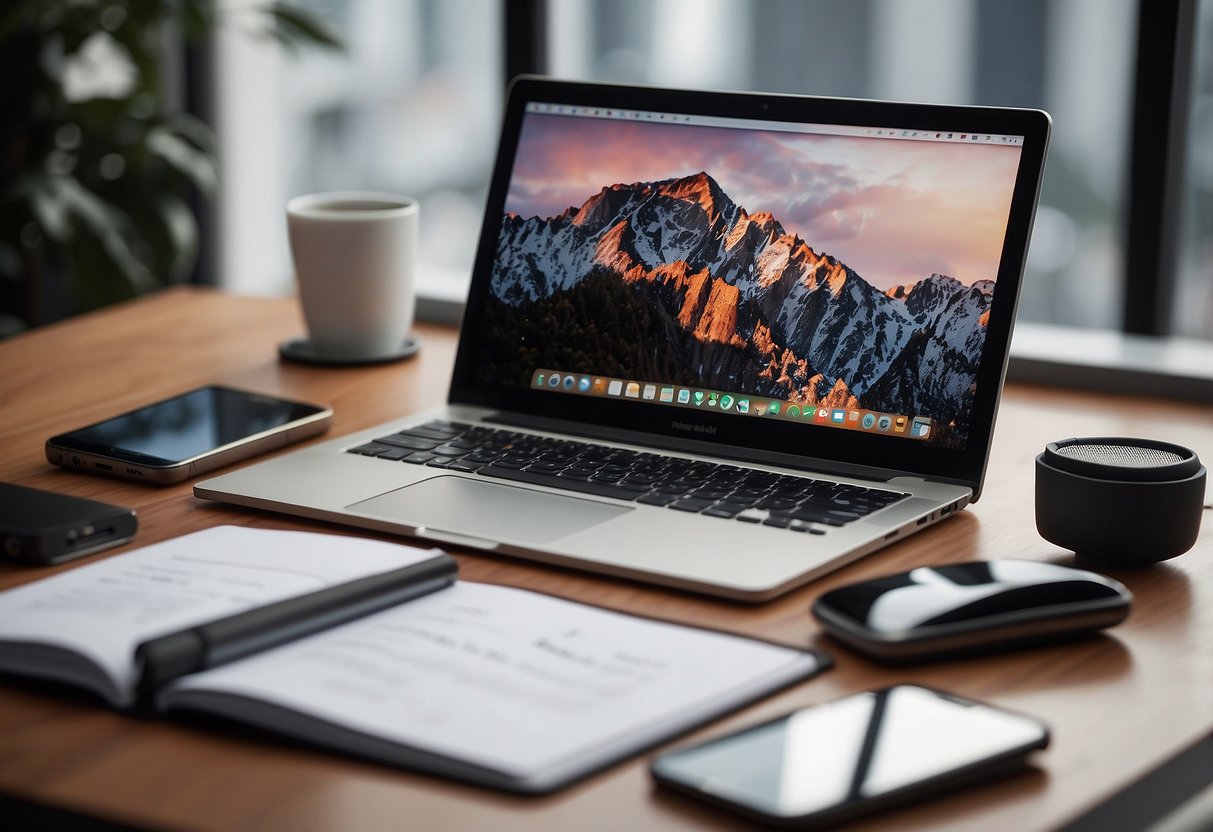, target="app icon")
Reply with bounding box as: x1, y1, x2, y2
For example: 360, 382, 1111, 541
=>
816, 407, 829, 422
849, 411, 860, 422
693, 391, 705, 406
831, 409, 846, 424
677, 389, 691, 404
877, 415, 892, 431
535, 373, 545, 387
787, 405, 801, 418
608, 379, 623, 396
894, 415, 907, 433
625, 382, 640, 398
593, 377, 606, 393
548, 374, 561, 388
862, 413, 876, 429
754, 403, 767, 416
642, 384, 656, 400
562, 375, 575, 391
769, 402, 781, 416
719, 394, 734, 411
737, 399, 750, 414
708, 392, 718, 407
578, 376, 592, 393
660, 387, 674, 403
912, 417, 931, 438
